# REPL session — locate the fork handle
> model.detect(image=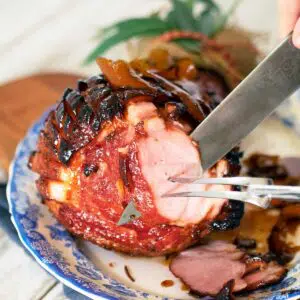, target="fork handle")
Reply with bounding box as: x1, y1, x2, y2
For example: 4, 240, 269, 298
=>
248, 184, 300, 202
